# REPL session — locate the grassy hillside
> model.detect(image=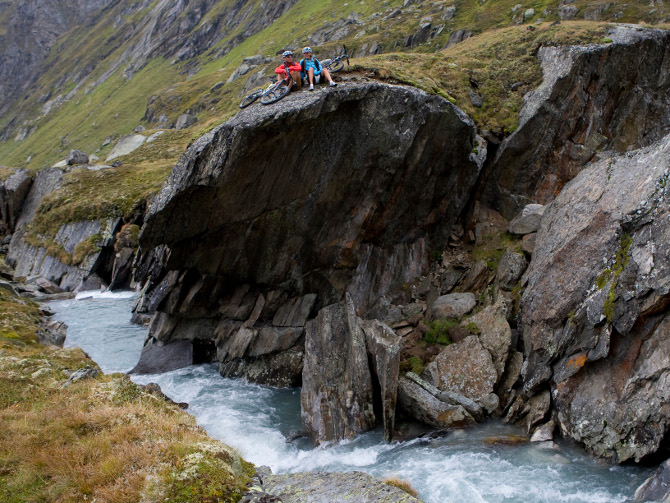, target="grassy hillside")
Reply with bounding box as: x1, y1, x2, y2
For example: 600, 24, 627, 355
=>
0, 0, 668, 242
0, 286, 254, 502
